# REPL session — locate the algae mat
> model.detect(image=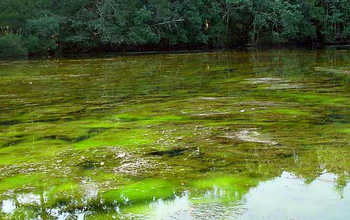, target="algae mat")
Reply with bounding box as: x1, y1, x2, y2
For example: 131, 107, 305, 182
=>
1, 49, 350, 219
